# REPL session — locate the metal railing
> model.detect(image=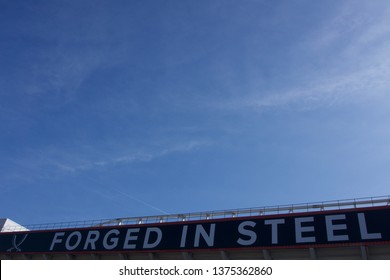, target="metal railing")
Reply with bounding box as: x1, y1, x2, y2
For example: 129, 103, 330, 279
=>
2, 195, 389, 232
